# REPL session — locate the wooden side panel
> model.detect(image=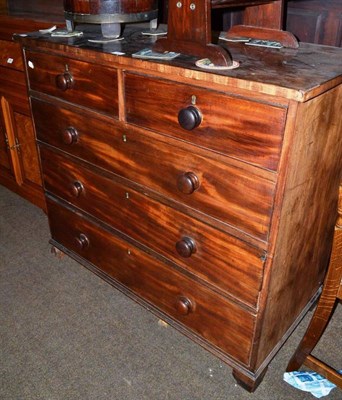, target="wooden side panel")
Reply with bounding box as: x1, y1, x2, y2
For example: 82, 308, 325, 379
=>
254, 84, 342, 369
